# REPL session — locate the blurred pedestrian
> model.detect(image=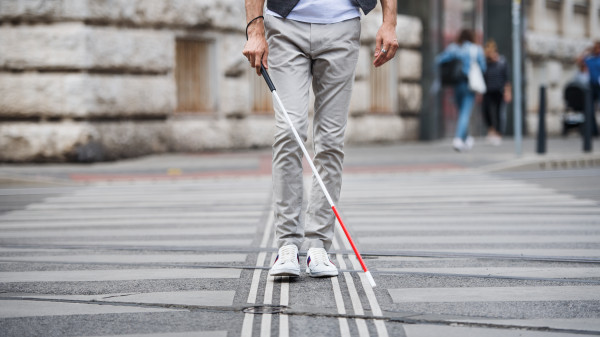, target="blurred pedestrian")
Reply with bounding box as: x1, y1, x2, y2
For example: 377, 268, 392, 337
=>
573, 55, 590, 85
437, 29, 487, 152
581, 41, 600, 136
243, 0, 399, 278
482, 40, 511, 146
